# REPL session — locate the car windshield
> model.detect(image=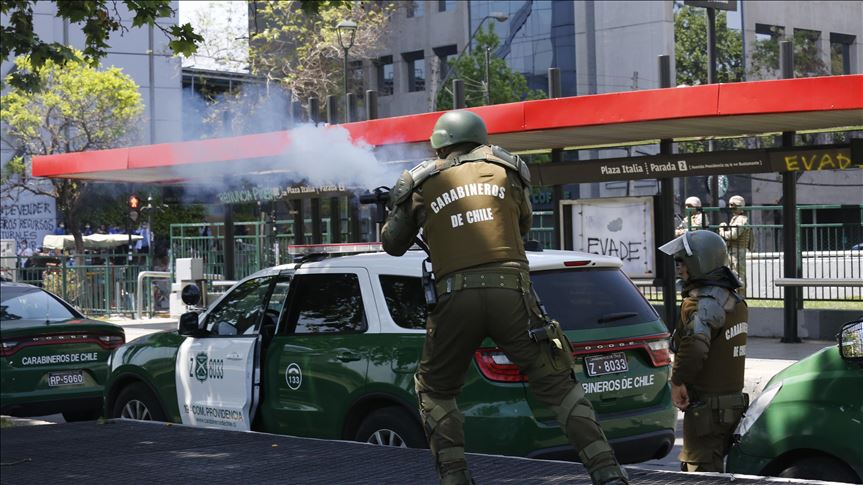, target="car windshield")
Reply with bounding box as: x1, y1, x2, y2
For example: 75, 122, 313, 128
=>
0, 286, 78, 322
531, 268, 659, 330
